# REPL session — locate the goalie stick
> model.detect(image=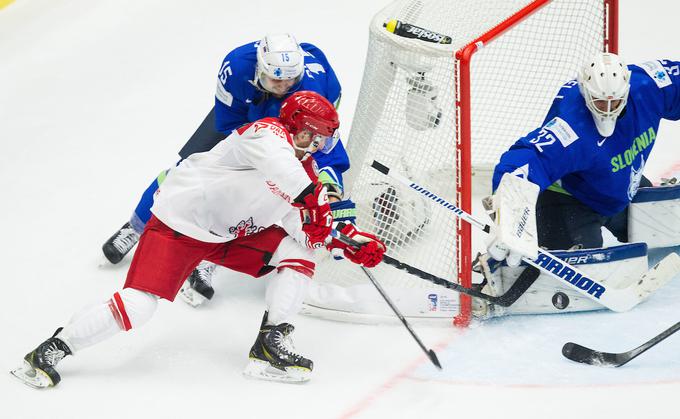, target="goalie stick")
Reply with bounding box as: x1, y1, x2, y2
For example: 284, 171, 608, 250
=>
330, 229, 540, 308
370, 160, 680, 312
562, 320, 680, 367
